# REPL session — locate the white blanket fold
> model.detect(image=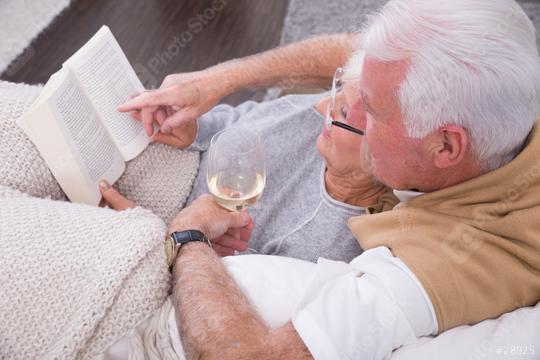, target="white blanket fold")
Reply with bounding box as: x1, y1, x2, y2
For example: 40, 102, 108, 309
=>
0, 186, 171, 360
